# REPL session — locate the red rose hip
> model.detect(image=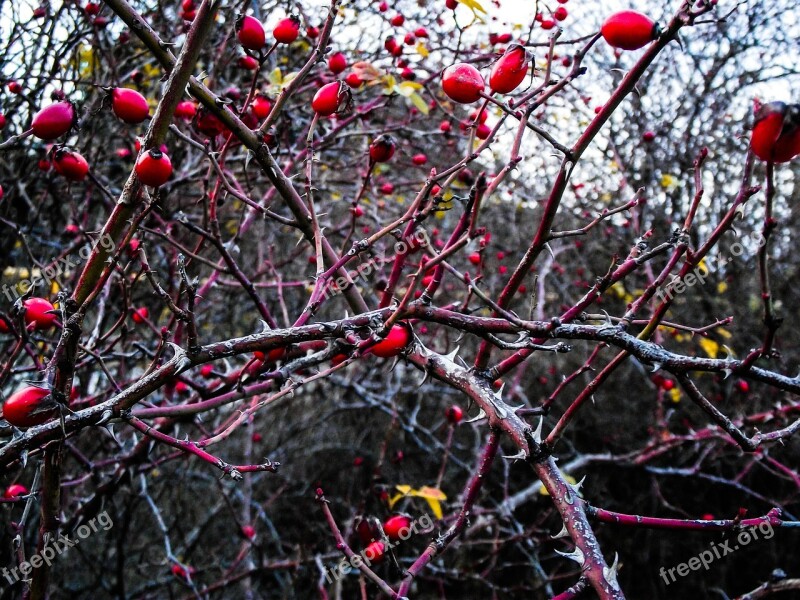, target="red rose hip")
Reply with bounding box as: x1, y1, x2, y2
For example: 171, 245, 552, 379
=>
111, 88, 150, 123
3, 386, 56, 428
489, 44, 529, 94
442, 63, 485, 104
238, 15, 265, 50
601, 11, 659, 51
136, 149, 173, 186
32, 101, 75, 140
